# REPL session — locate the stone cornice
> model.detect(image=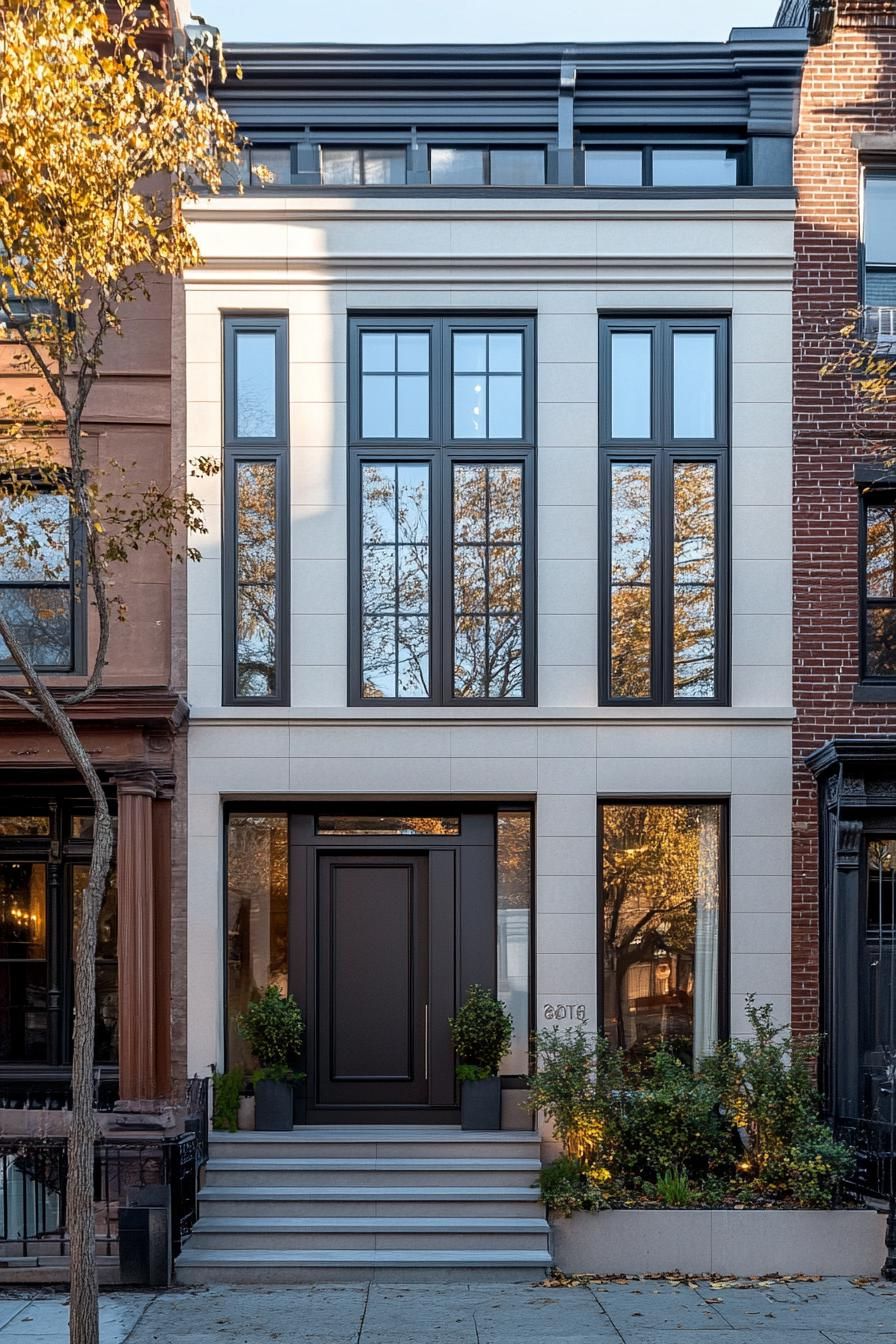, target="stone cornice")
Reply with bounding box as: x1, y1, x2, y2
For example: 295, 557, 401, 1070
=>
0, 688, 189, 733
